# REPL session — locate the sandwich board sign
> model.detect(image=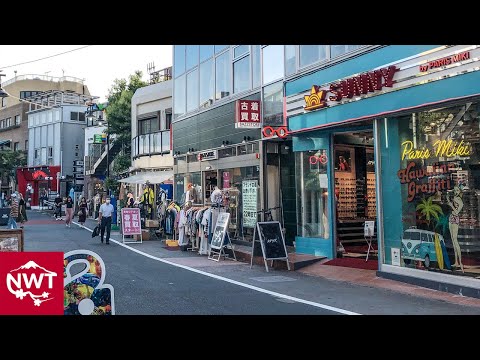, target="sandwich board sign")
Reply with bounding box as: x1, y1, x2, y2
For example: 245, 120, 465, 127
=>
250, 221, 290, 272
208, 212, 236, 262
